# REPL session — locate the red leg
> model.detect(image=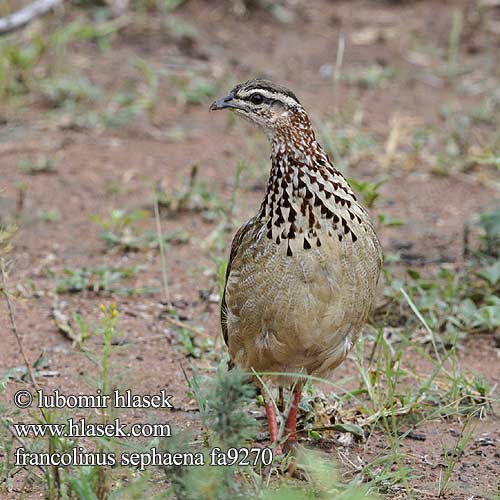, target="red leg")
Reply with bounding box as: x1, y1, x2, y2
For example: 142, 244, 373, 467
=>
284, 390, 301, 449
265, 401, 282, 454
